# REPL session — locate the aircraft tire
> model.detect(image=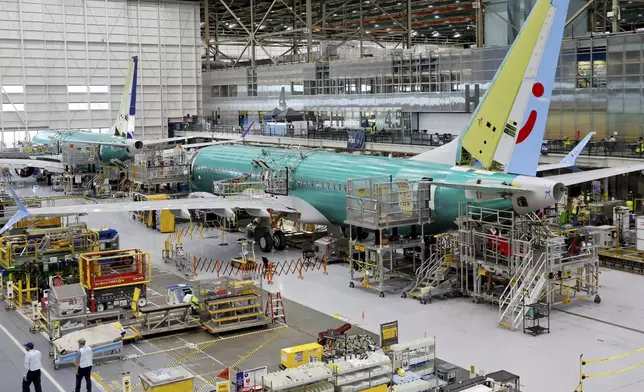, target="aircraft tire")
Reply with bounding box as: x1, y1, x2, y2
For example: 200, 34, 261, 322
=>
256, 228, 273, 252
273, 230, 287, 251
